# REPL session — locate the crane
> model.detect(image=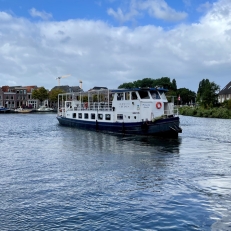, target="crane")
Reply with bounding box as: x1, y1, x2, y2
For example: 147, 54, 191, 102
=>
79, 80, 82, 89
56, 74, 71, 86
